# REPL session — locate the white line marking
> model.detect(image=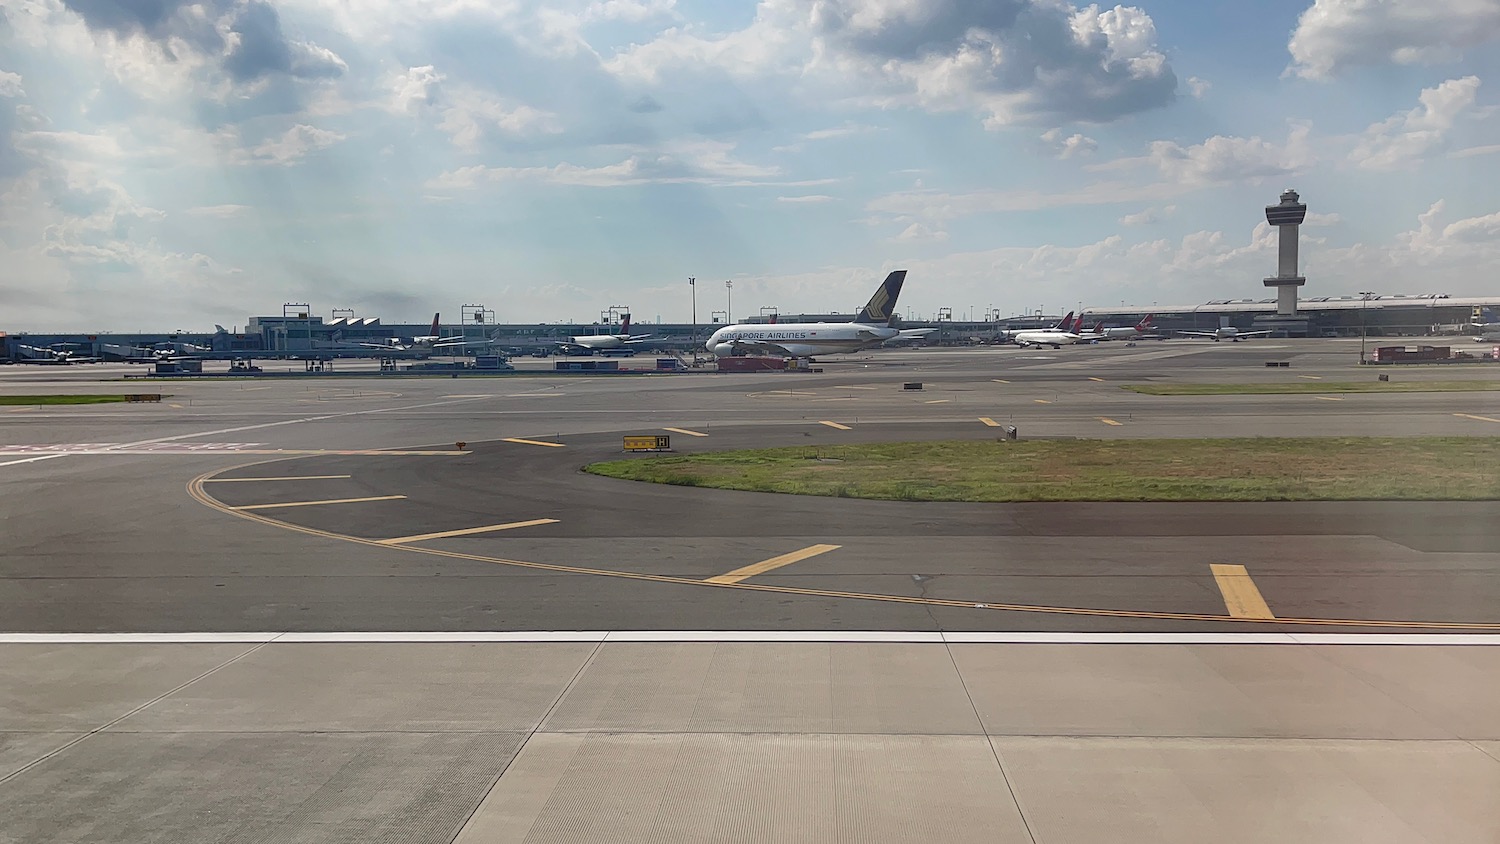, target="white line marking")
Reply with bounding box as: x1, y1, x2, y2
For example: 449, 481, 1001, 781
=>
1, 632, 1498, 644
